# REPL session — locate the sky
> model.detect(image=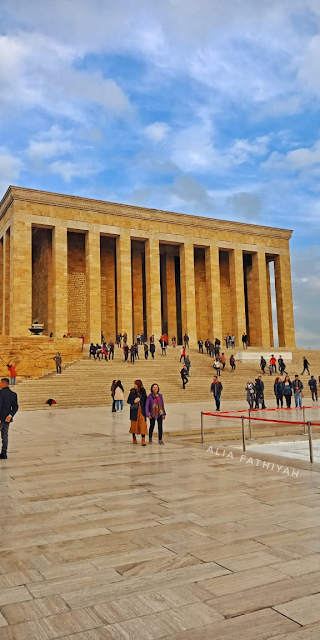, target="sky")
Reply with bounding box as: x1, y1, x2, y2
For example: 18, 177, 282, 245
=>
1, 0, 320, 347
